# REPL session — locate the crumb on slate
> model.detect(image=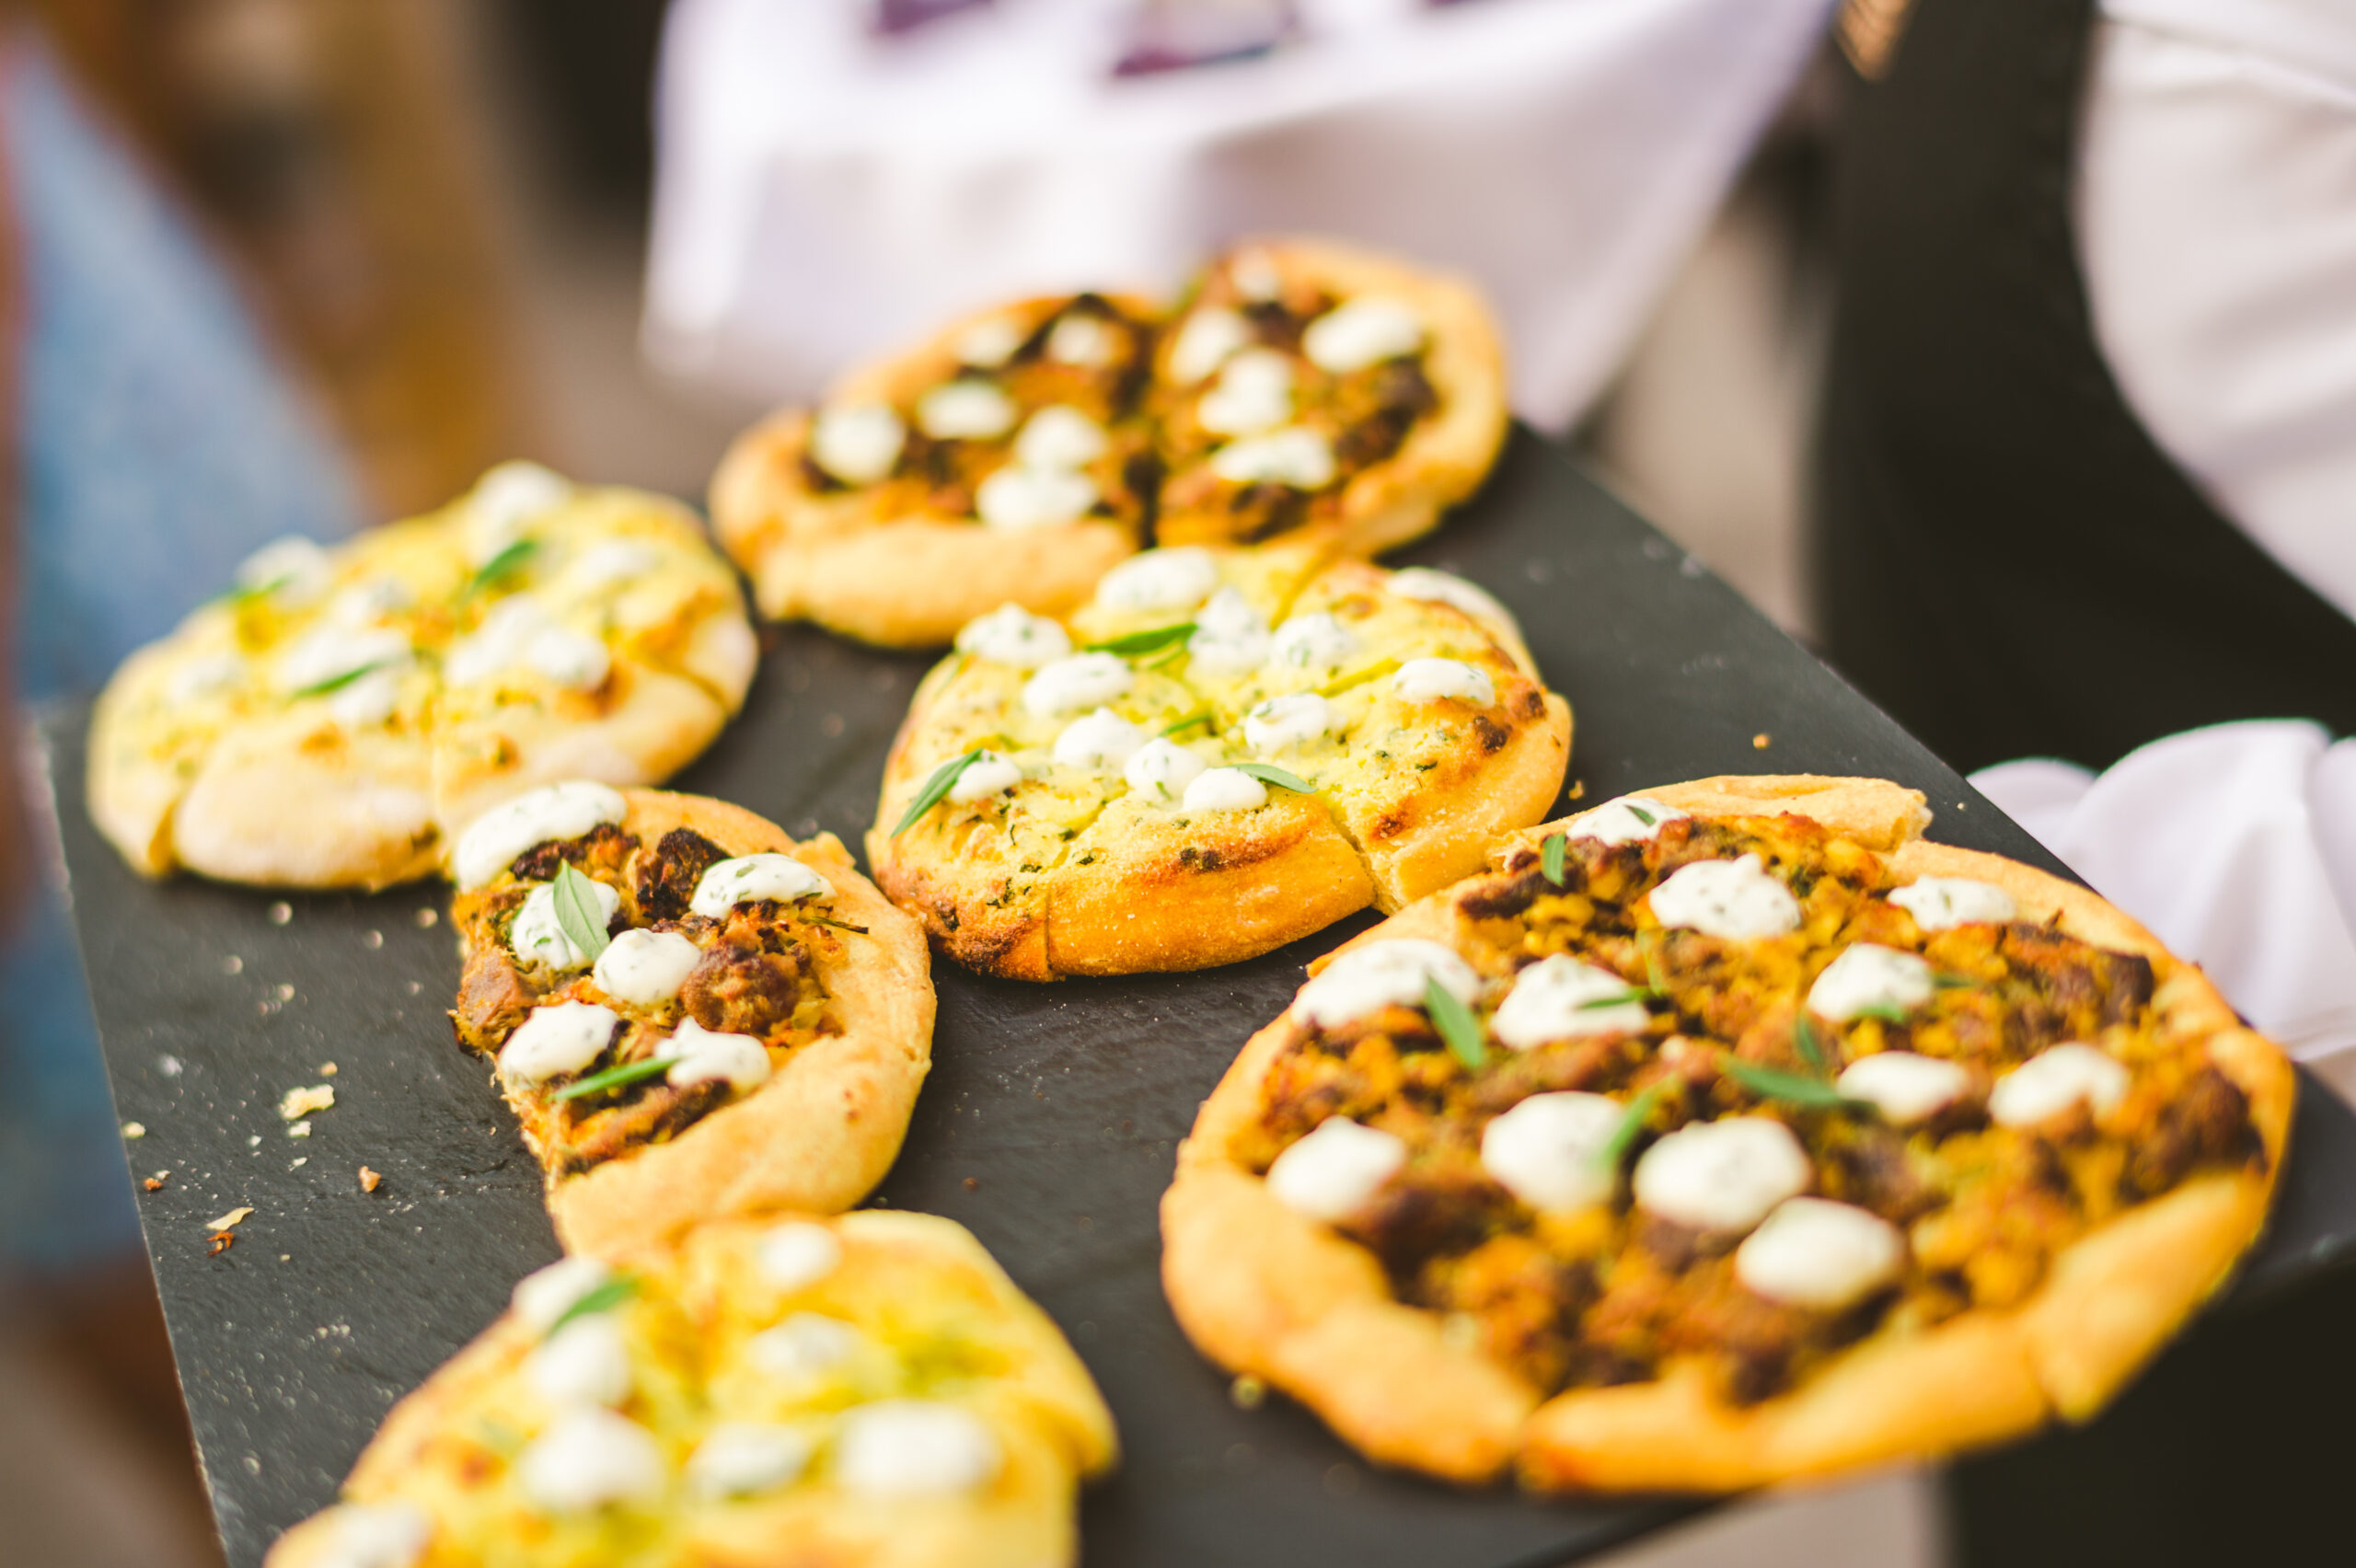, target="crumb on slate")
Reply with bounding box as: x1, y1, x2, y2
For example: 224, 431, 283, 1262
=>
121, 1122, 145, 1139
280, 1084, 335, 1120
360, 1166, 383, 1193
